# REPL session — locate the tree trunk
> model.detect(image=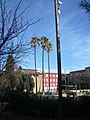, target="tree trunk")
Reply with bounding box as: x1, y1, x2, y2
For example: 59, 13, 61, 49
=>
34, 47, 37, 93
48, 51, 50, 92
42, 48, 44, 94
